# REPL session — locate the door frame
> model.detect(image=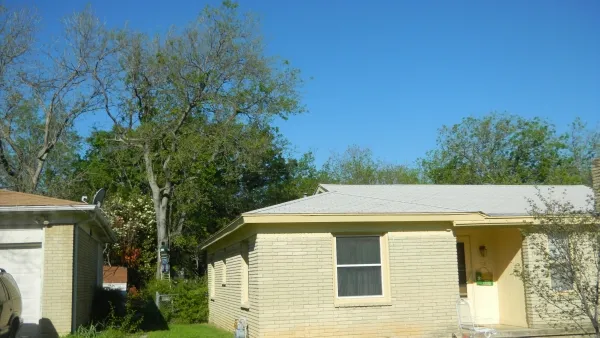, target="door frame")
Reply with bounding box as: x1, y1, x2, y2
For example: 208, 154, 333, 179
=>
456, 235, 473, 298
